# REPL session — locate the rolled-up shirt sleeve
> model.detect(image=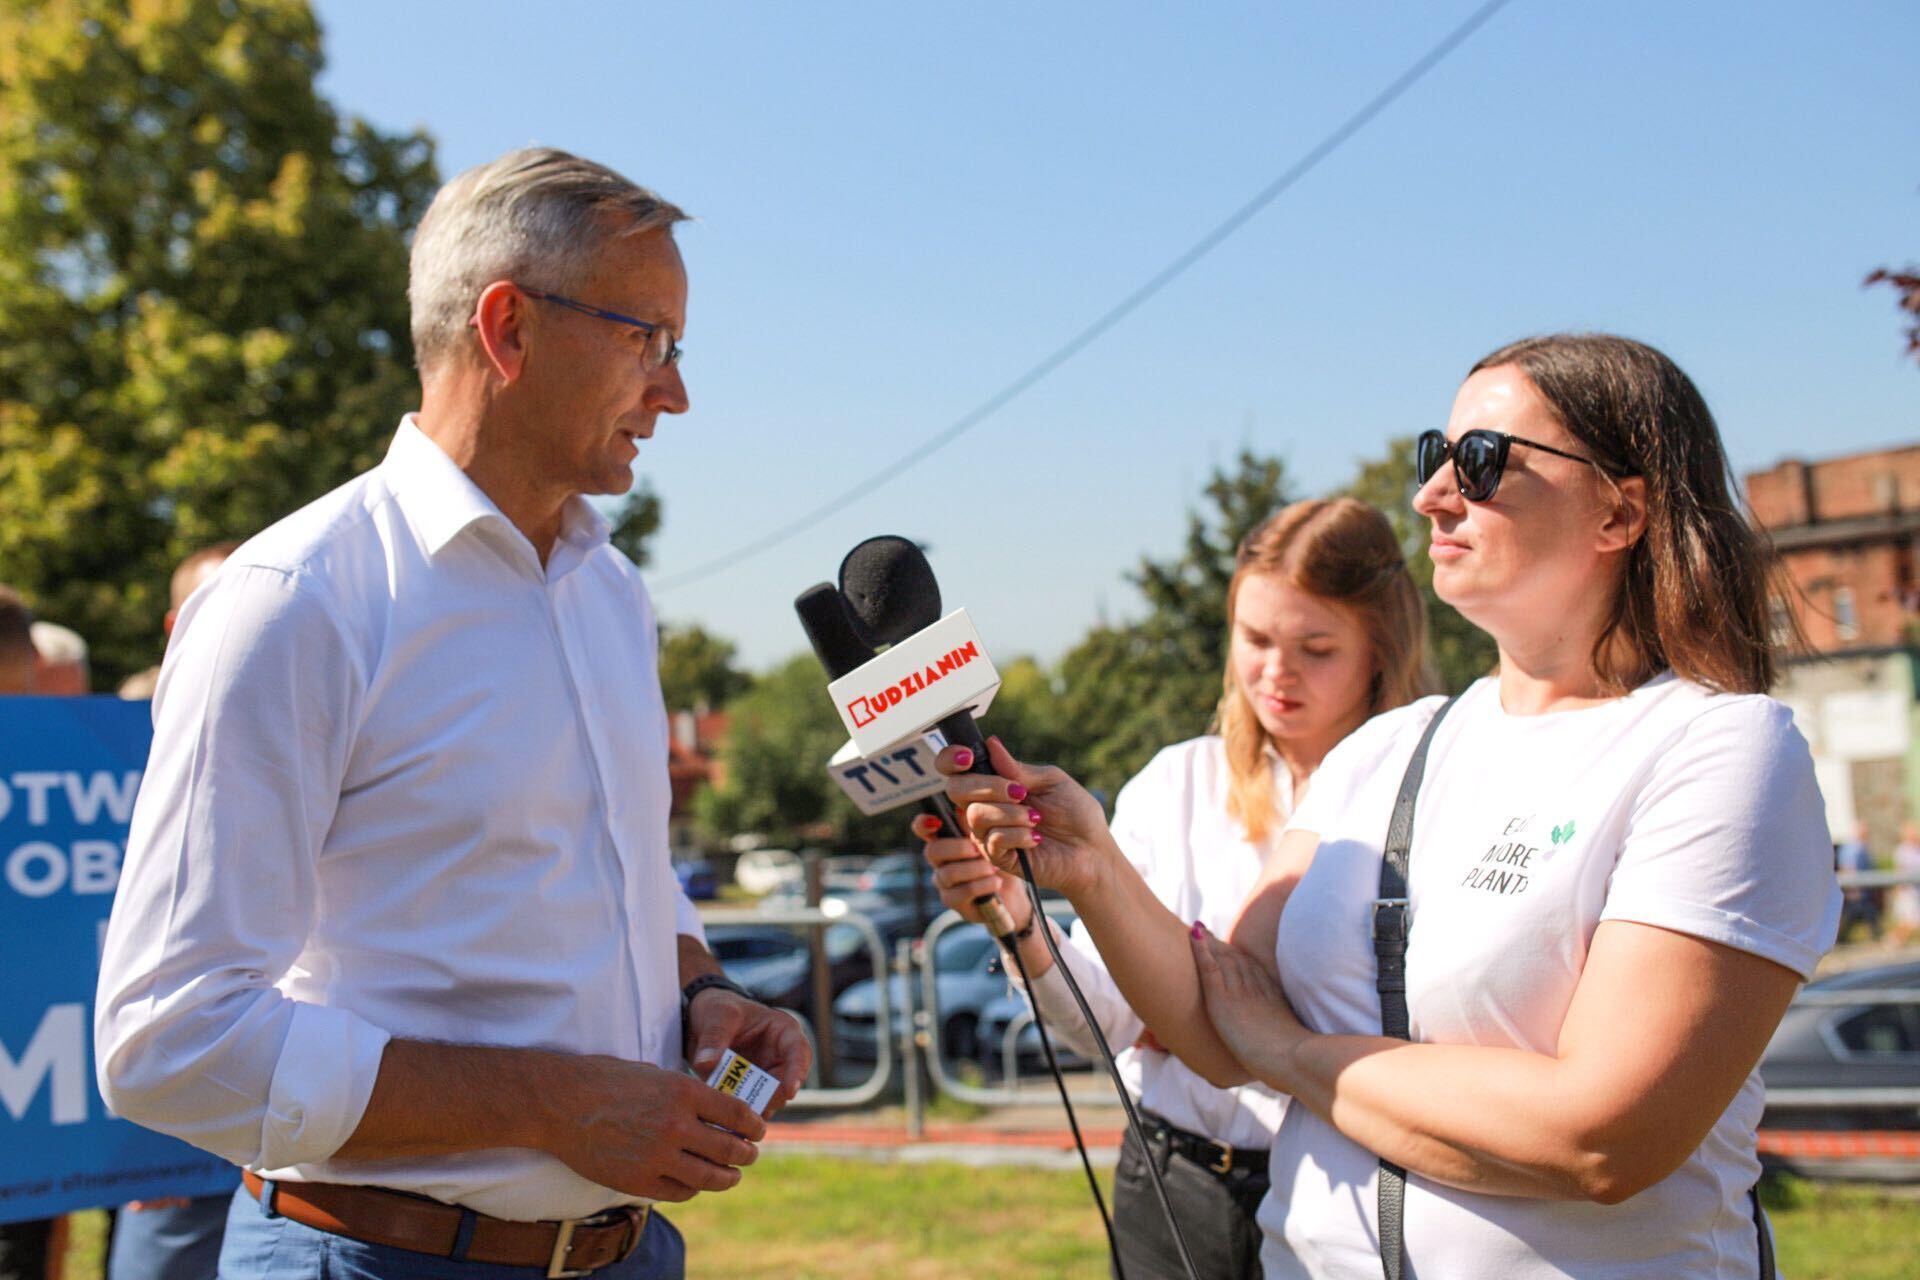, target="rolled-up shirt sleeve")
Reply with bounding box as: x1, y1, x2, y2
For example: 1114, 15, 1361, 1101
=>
674, 883, 707, 947
95, 564, 391, 1170
1025, 920, 1146, 1058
